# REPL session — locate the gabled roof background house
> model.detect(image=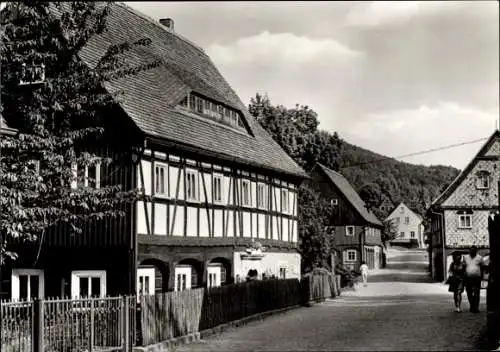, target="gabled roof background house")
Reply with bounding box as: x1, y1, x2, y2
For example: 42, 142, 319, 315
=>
430, 130, 500, 208
315, 163, 383, 227
75, 2, 307, 179
385, 202, 423, 222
